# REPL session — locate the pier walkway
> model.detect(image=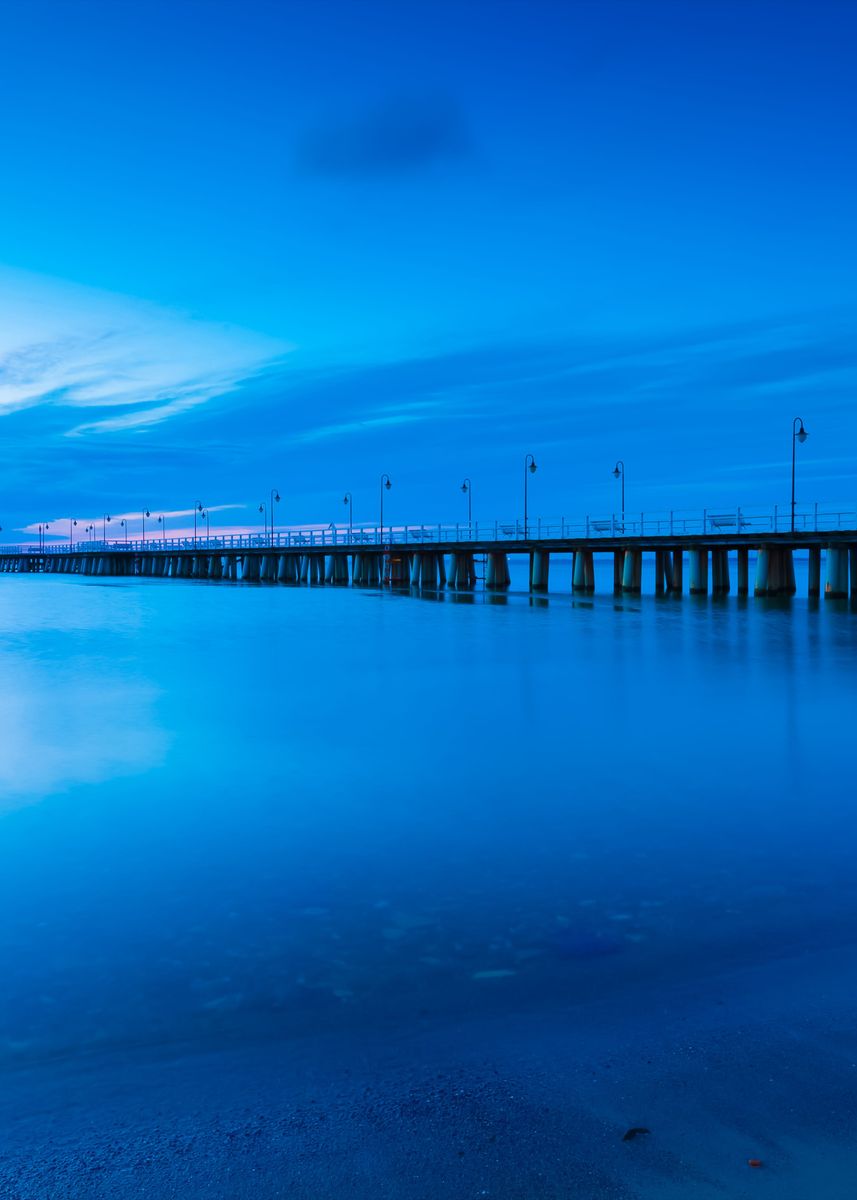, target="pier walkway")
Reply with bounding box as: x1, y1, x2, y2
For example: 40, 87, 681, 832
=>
3, 504, 857, 598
